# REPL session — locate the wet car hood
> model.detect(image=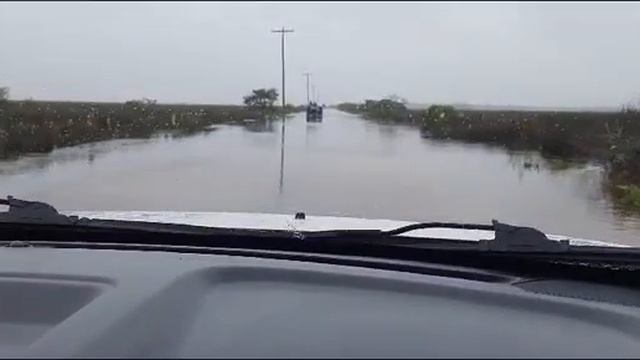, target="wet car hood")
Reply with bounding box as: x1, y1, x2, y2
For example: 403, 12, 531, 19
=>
67, 211, 625, 248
